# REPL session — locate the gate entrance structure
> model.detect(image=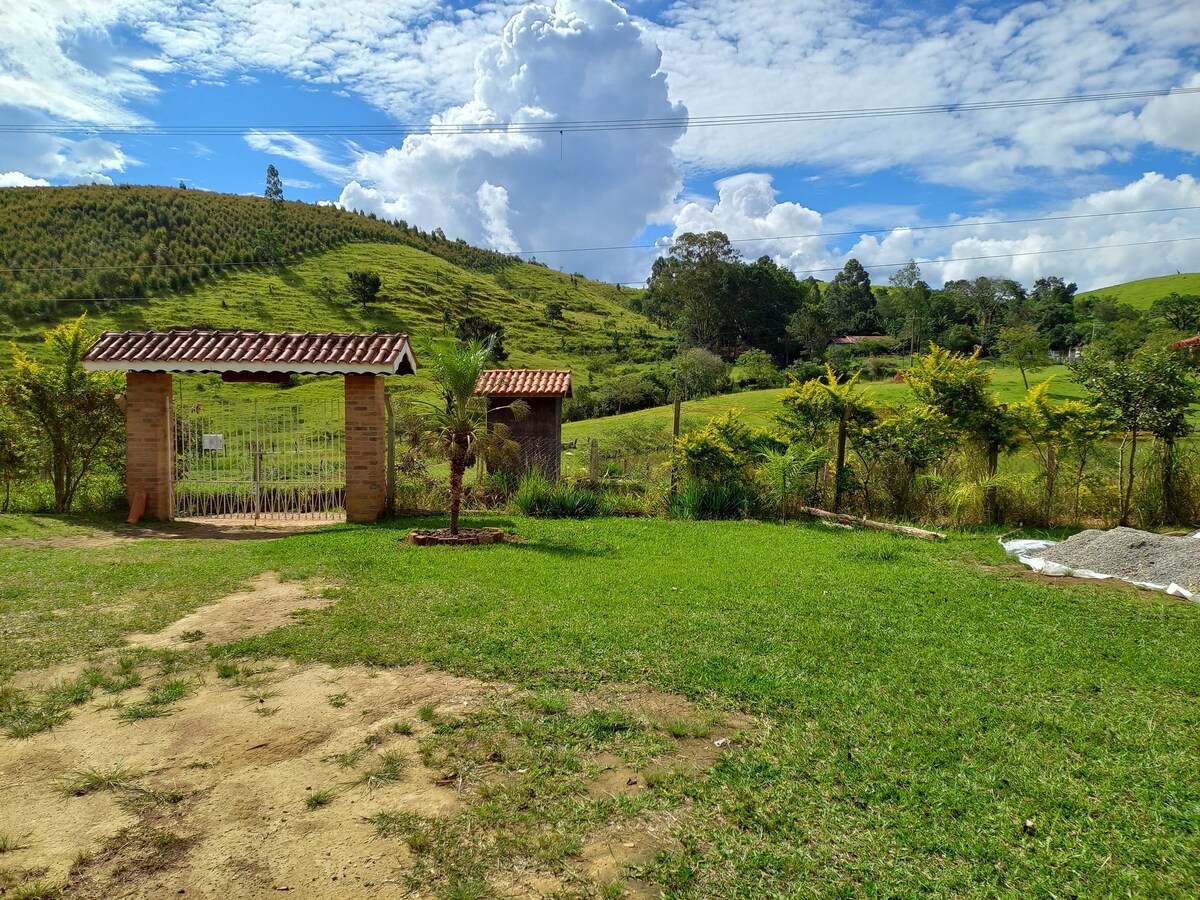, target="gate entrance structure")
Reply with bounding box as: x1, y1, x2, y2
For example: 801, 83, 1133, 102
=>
174, 397, 345, 521
82, 330, 417, 523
